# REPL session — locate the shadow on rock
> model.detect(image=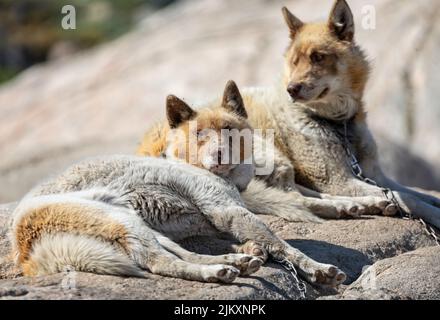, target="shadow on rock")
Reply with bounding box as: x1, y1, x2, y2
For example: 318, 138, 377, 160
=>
286, 239, 373, 284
